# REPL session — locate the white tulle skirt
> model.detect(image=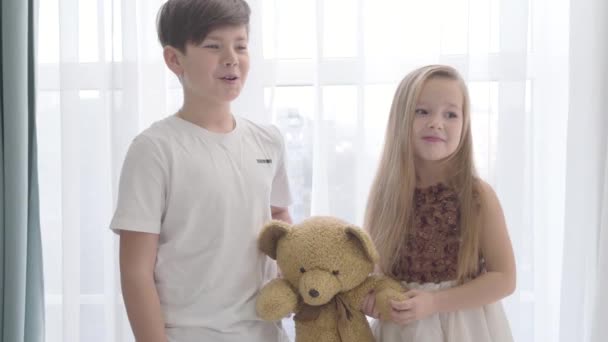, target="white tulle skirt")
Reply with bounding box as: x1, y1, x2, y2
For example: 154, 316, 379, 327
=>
371, 281, 513, 342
